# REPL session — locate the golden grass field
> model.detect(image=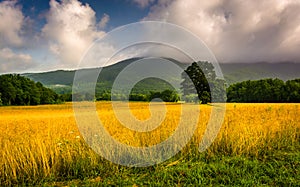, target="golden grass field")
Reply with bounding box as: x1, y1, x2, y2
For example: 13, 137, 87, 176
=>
0, 102, 299, 185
